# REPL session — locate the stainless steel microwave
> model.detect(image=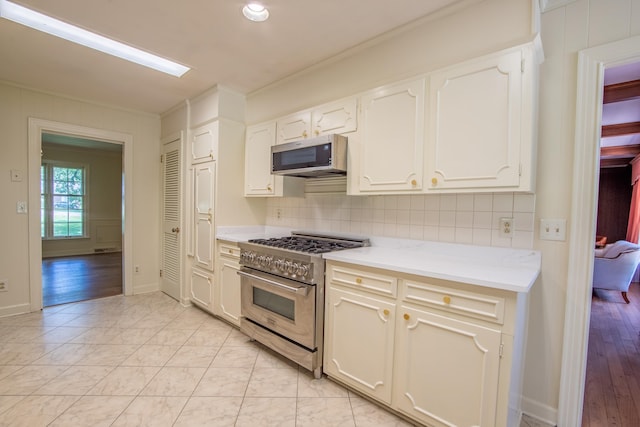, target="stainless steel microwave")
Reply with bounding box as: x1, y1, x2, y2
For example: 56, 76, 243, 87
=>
271, 134, 347, 178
